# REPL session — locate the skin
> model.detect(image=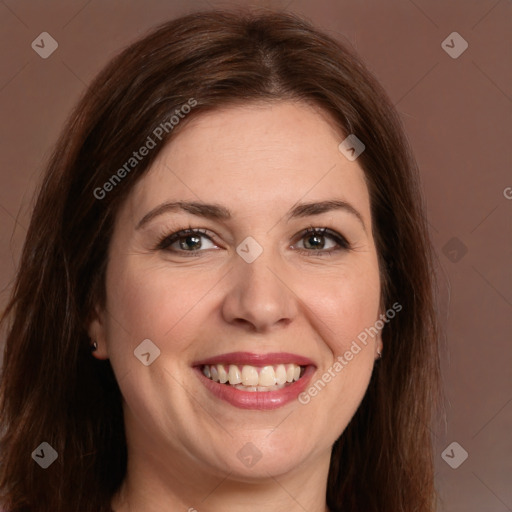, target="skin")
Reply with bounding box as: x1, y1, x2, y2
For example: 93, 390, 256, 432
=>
88, 101, 383, 512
